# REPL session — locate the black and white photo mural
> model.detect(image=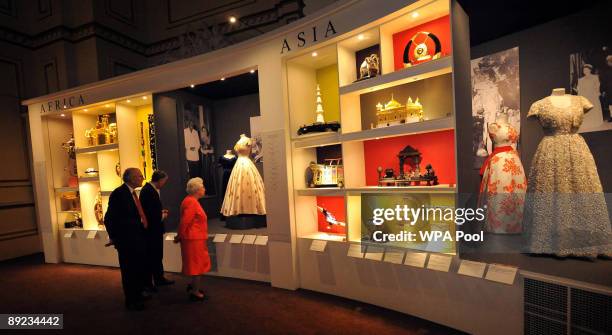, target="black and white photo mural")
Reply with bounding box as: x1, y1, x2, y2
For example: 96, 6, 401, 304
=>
570, 45, 612, 132
471, 47, 520, 169
182, 103, 216, 195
